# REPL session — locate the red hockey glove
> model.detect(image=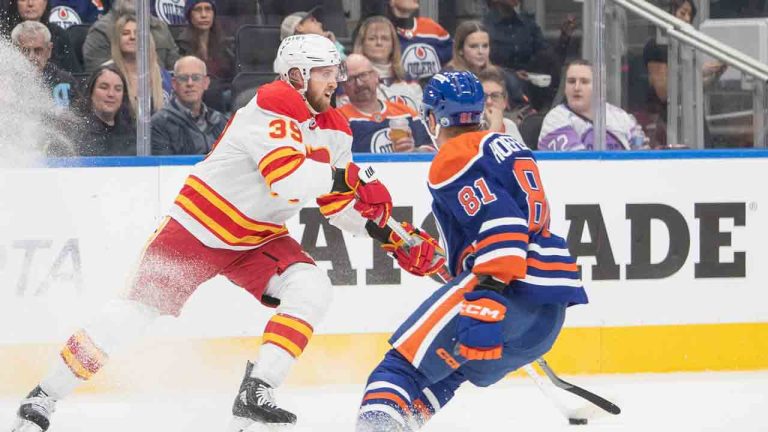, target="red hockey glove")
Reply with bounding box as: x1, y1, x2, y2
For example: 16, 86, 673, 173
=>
382, 222, 446, 277
342, 162, 393, 228
456, 286, 508, 361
